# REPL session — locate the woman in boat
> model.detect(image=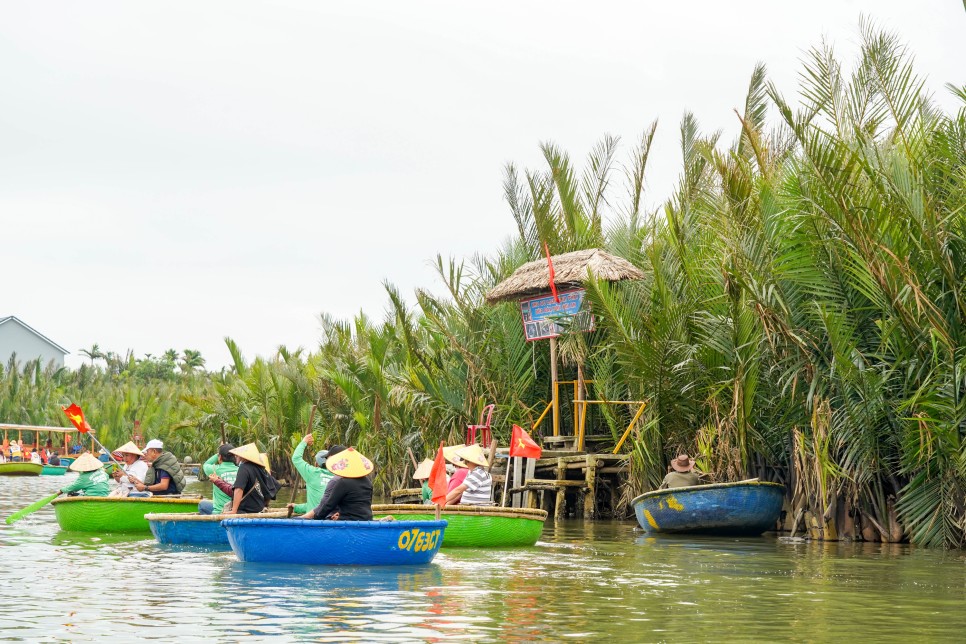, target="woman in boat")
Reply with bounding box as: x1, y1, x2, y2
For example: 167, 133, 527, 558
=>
443, 446, 469, 504
445, 444, 492, 506
111, 442, 150, 497
223, 443, 279, 515
133, 439, 186, 496
60, 453, 110, 497
199, 443, 239, 514
296, 446, 374, 521
659, 453, 701, 489
413, 459, 434, 504
289, 434, 335, 516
